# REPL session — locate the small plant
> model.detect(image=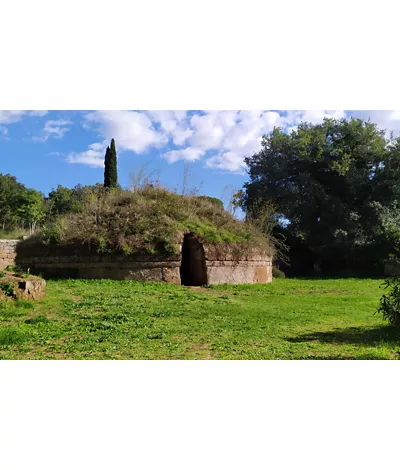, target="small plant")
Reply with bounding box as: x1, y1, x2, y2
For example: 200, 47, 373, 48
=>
0, 281, 14, 297
12, 265, 24, 277
24, 314, 49, 325
0, 327, 25, 347
377, 277, 400, 326
272, 265, 286, 279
